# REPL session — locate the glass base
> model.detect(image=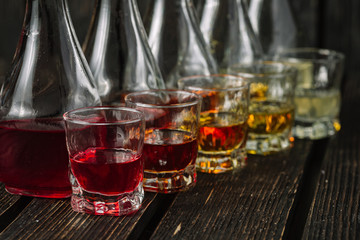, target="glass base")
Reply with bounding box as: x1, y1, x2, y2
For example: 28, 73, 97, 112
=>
71, 182, 144, 216
143, 164, 196, 193
246, 131, 293, 155
196, 148, 247, 174
5, 185, 71, 198
293, 119, 340, 140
